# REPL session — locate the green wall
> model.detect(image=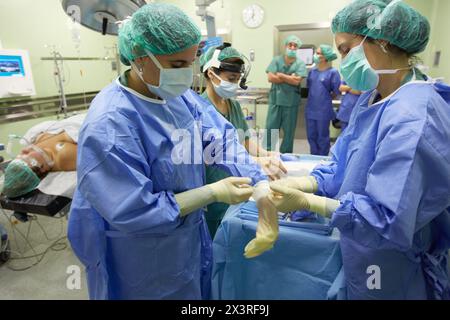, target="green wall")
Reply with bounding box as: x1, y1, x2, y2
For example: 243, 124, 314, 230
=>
2, 0, 446, 99
0, 0, 120, 99
426, 0, 450, 81
164, 0, 448, 86
161, 0, 352, 88
404, 0, 450, 81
